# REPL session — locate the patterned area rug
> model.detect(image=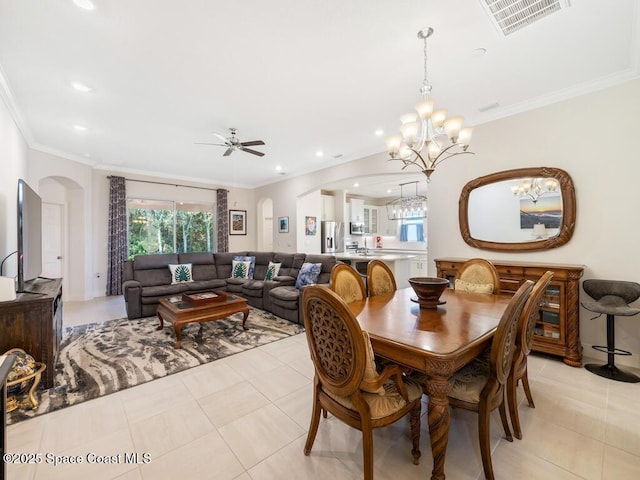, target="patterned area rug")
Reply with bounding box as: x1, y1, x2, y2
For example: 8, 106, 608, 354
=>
7, 307, 304, 424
